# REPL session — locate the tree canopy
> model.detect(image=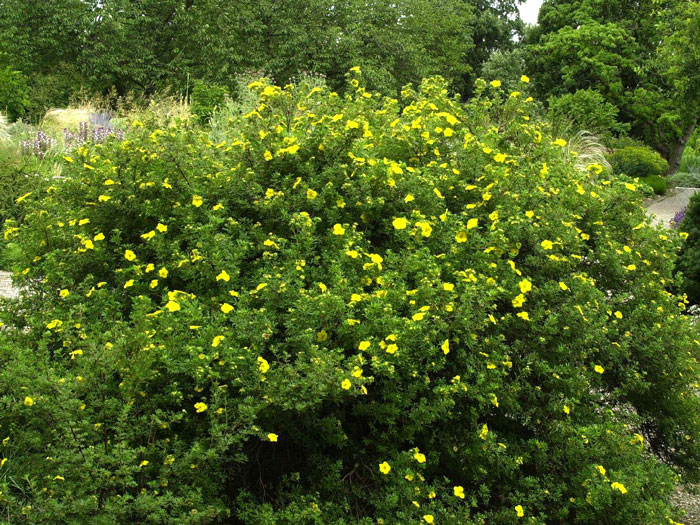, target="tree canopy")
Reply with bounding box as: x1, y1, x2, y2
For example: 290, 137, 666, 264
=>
526, 0, 700, 172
